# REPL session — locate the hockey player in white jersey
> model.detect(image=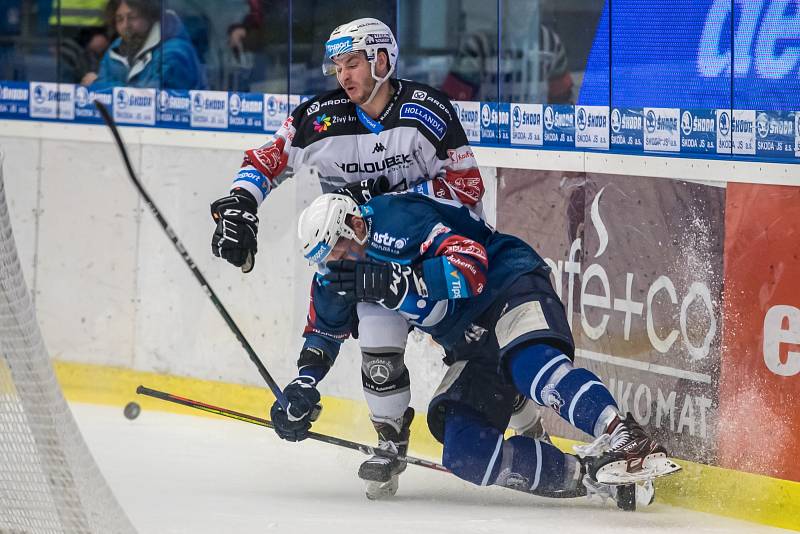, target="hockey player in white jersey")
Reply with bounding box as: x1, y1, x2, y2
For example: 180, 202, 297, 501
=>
209, 17, 548, 497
